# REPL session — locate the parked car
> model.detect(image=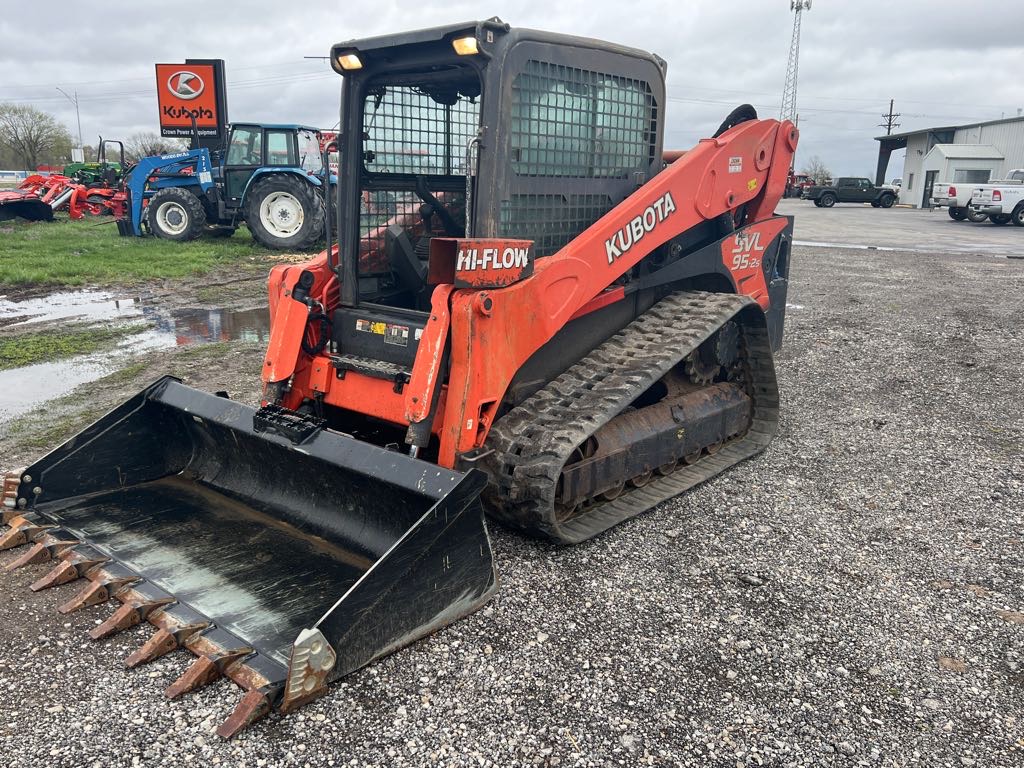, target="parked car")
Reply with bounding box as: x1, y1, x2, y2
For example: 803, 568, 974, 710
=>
803, 177, 897, 208
882, 177, 902, 195
931, 183, 988, 222
970, 170, 1024, 226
